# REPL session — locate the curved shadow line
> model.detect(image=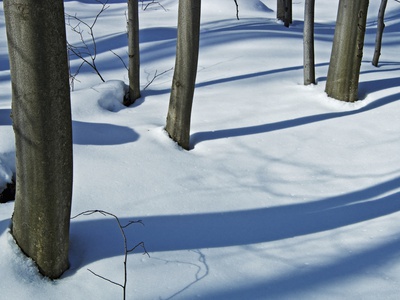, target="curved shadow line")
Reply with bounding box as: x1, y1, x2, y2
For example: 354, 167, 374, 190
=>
200, 236, 400, 299
67, 176, 400, 274
190, 92, 400, 148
